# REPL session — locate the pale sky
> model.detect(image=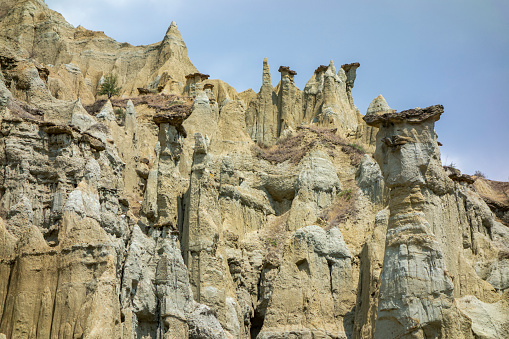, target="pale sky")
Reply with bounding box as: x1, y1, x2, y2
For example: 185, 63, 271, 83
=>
45, 0, 509, 181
